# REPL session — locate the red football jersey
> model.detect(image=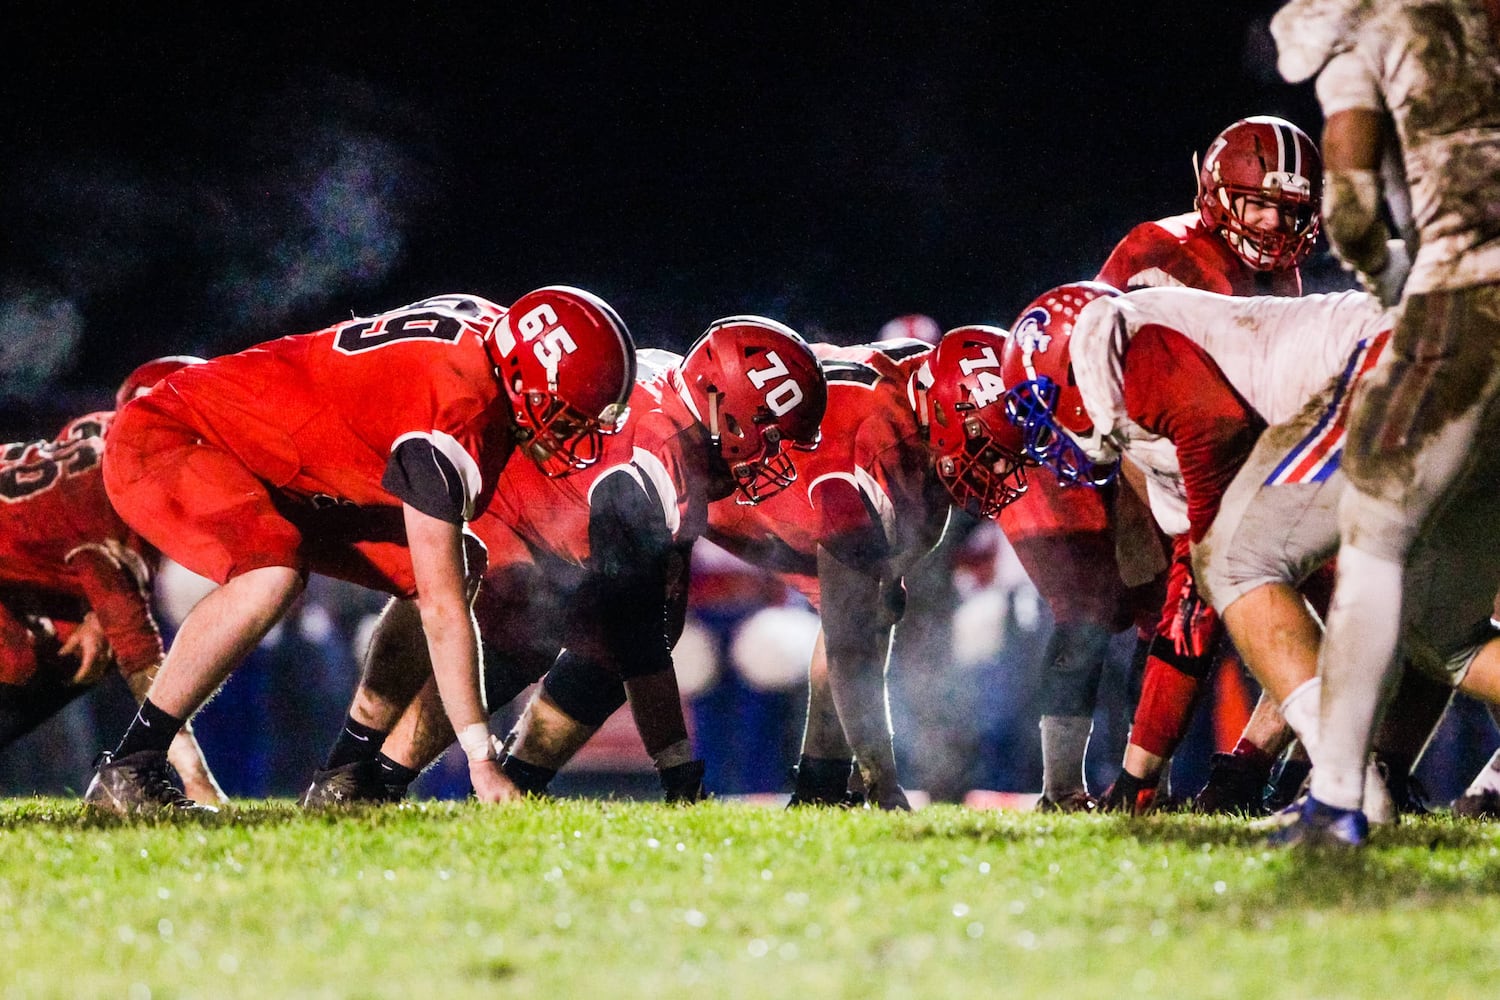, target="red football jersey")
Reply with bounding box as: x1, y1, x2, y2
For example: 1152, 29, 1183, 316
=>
0, 412, 162, 681
474, 362, 711, 577
147, 294, 517, 519
1096, 211, 1303, 297
0, 413, 134, 594
706, 342, 943, 611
